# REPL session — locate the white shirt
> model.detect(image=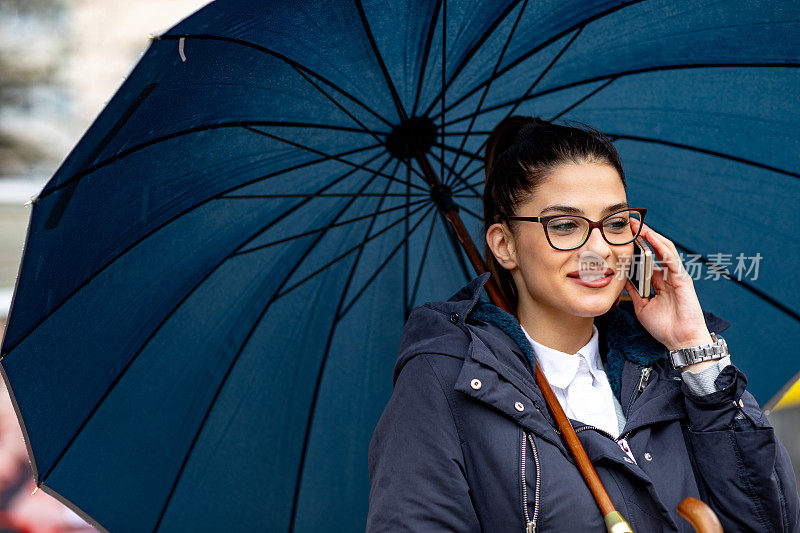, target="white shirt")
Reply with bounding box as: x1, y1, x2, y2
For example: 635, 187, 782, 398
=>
521, 323, 621, 438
